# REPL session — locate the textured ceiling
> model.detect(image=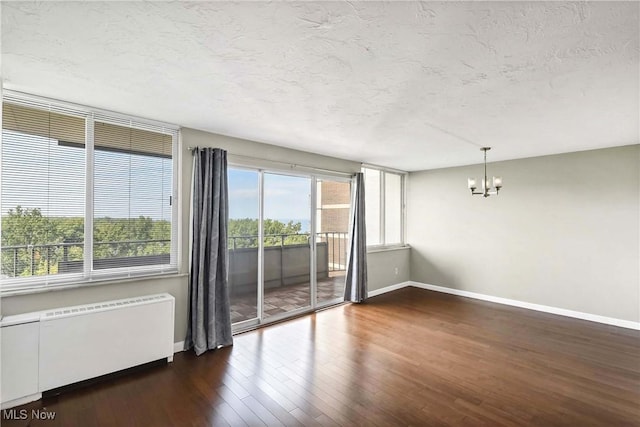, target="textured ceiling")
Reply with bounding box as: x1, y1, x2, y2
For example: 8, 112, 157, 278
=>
2, 1, 638, 171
